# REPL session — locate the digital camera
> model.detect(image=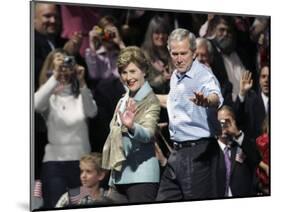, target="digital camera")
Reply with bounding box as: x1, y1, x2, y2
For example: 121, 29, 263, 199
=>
95, 26, 116, 41
102, 31, 116, 41
220, 119, 229, 129
63, 56, 76, 68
